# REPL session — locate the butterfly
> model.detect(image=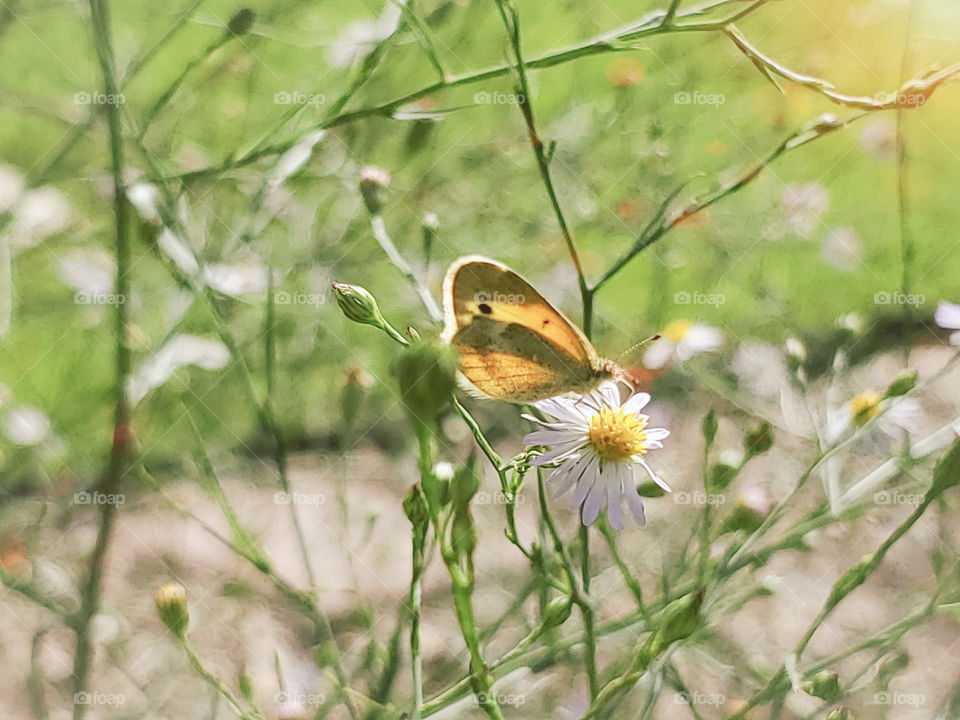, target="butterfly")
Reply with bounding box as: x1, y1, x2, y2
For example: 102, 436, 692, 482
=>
441, 255, 634, 403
